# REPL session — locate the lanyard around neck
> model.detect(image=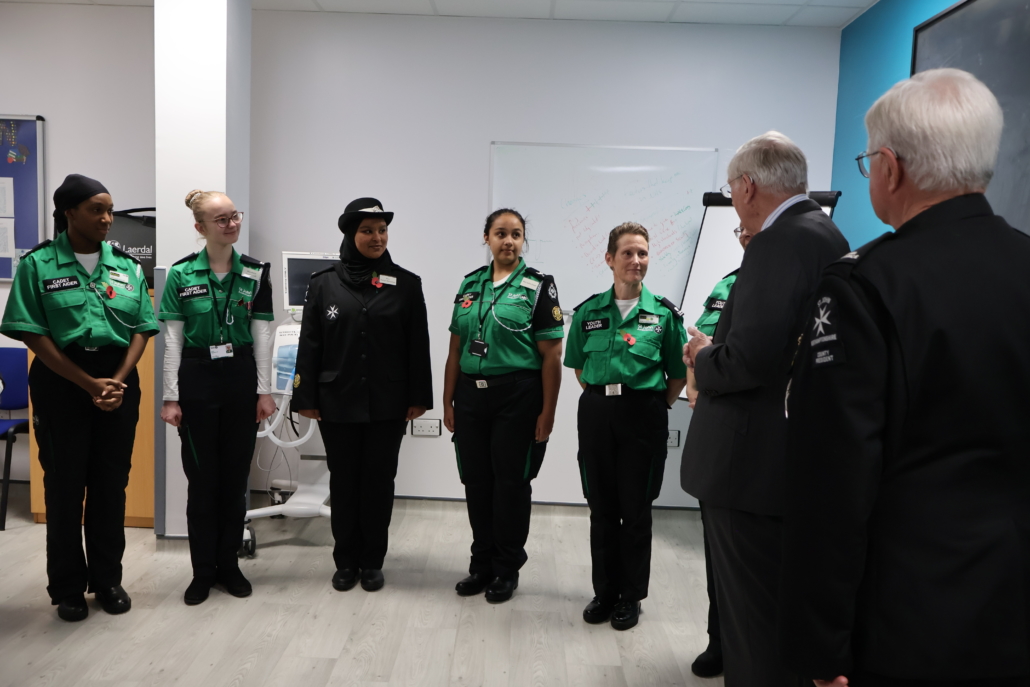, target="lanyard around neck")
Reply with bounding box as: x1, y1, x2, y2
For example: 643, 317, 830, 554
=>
207, 272, 237, 344
477, 262, 526, 335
